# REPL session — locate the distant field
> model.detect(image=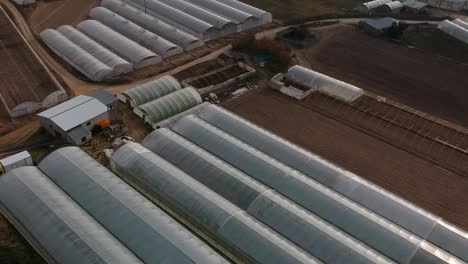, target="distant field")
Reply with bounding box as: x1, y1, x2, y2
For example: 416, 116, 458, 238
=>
240, 0, 362, 20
